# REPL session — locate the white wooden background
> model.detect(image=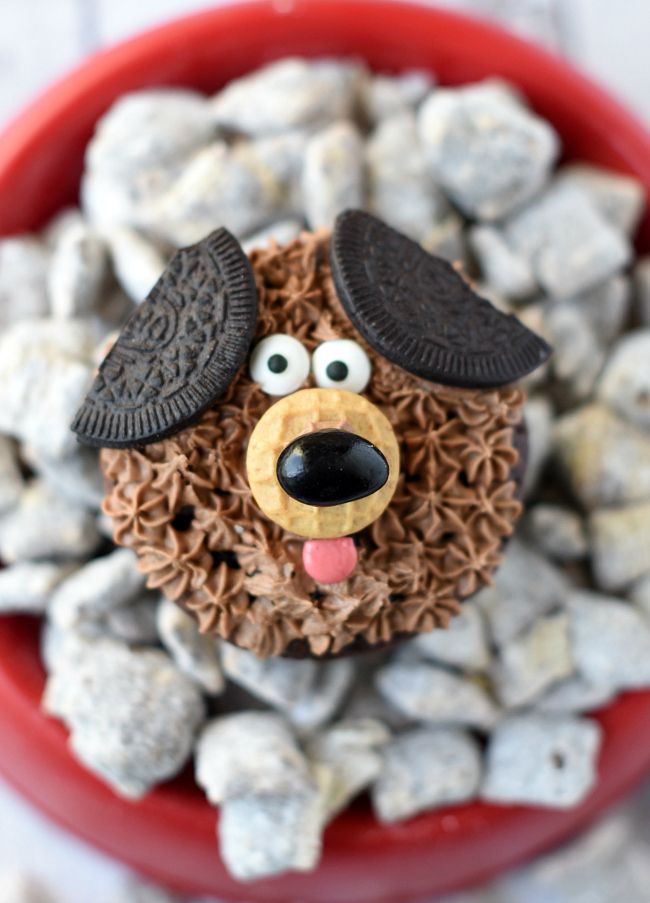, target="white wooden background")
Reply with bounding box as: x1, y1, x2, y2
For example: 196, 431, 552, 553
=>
0, 2, 649, 902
